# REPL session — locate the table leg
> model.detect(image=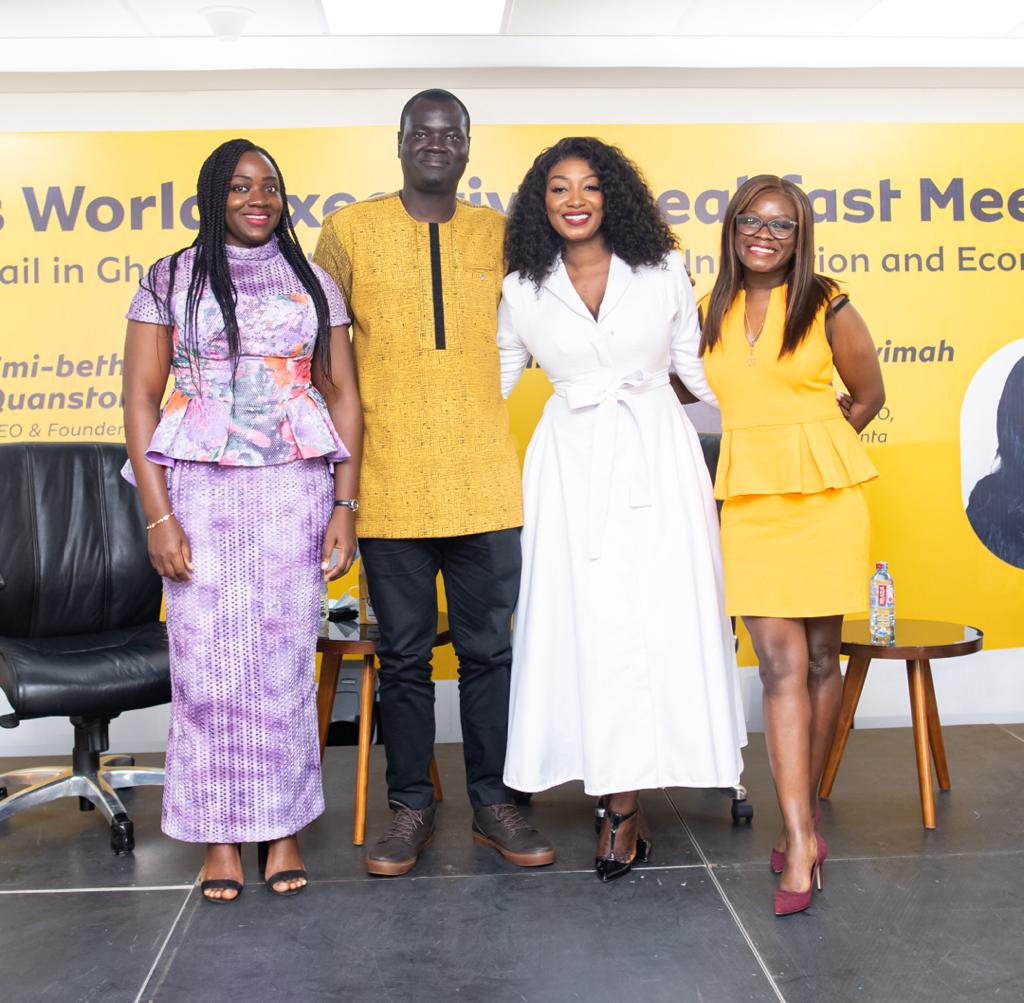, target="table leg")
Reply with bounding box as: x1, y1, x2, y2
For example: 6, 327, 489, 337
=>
316, 652, 342, 762
907, 659, 937, 829
923, 660, 951, 791
429, 755, 444, 802
353, 653, 376, 847
818, 655, 870, 798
